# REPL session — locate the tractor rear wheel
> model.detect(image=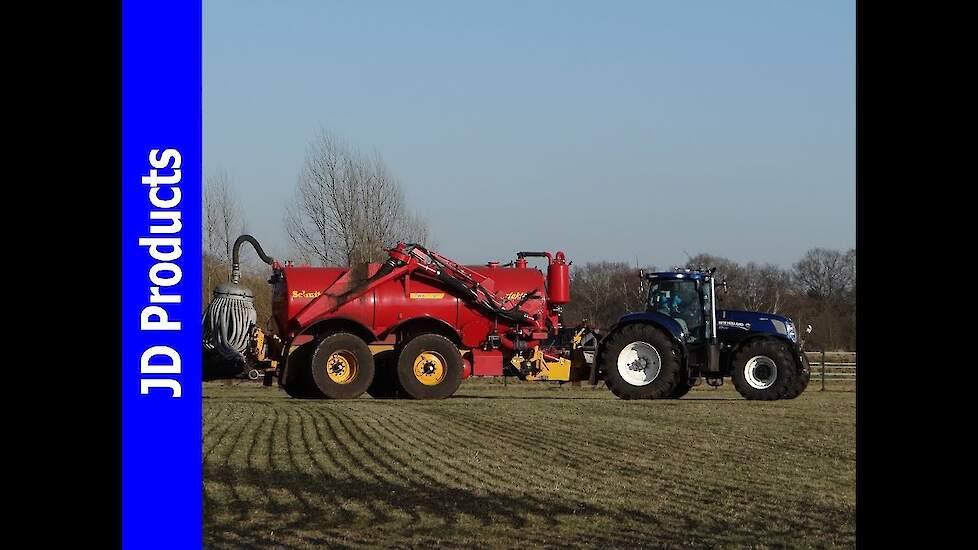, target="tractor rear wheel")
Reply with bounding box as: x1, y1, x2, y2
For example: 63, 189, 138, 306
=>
309, 333, 375, 399
730, 339, 799, 400
367, 350, 402, 399
601, 324, 682, 399
395, 334, 463, 400
280, 342, 324, 399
